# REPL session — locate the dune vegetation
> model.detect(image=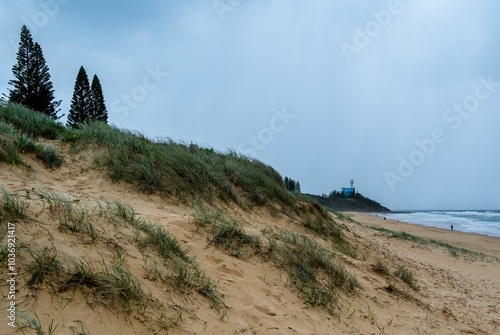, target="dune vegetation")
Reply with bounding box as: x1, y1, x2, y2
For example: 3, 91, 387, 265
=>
1, 103, 499, 335
0, 103, 360, 333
